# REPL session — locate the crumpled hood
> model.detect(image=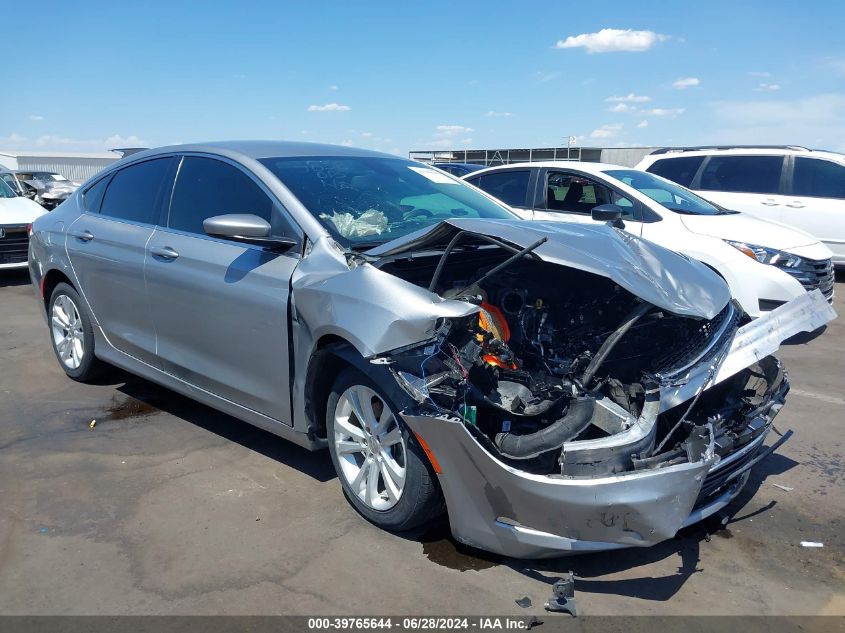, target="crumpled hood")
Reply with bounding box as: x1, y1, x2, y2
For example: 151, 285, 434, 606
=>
367, 218, 730, 320
679, 212, 818, 250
